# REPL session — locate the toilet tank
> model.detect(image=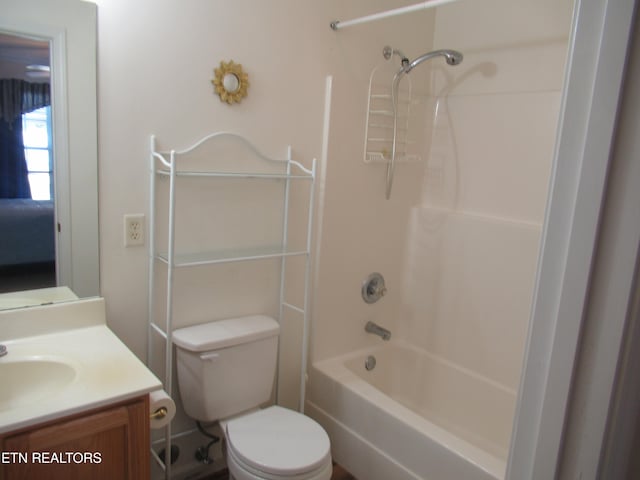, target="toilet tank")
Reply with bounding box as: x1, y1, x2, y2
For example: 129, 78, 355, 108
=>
172, 315, 280, 422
